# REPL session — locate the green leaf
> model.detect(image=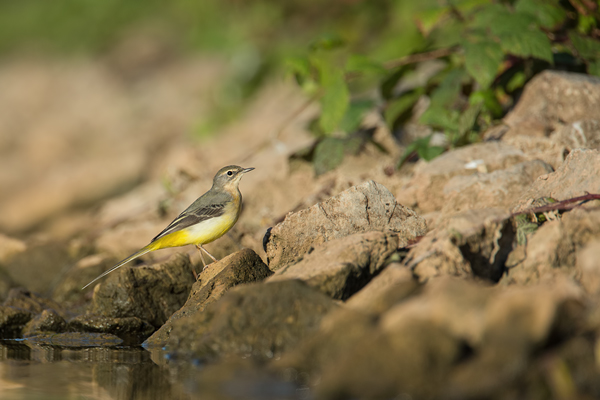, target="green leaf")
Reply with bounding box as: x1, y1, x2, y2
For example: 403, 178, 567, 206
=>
285, 56, 311, 78
450, 0, 492, 17
570, 32, 600, 60
419, 107, 460, 131
454, 101, 483, 145
506, 71, 527, 92
345, 54, 386, 76
499, 30, 553, 63
317, 61, 350, 134
419, 68, 466, 131
514, 214, 539, 246
471, 3, 552, 62
414, 6, 451, 36
464, 40, 504, 88
589, 60, 600, 77
339, 99, 375, 133
515, 0, 566, 29
384, 89, 423, 128
428, 68, 466, 108
577, 14, 596, 35
470, 89, 503, 117
398, 135, 445, 168
428, 18, 464, 48
313, 138, 345, 175
418, 142, 446, 161
470, 4, 511, 31
310, 33, 345, 51
488, 11, 538, 37
396, 135, 446, 168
